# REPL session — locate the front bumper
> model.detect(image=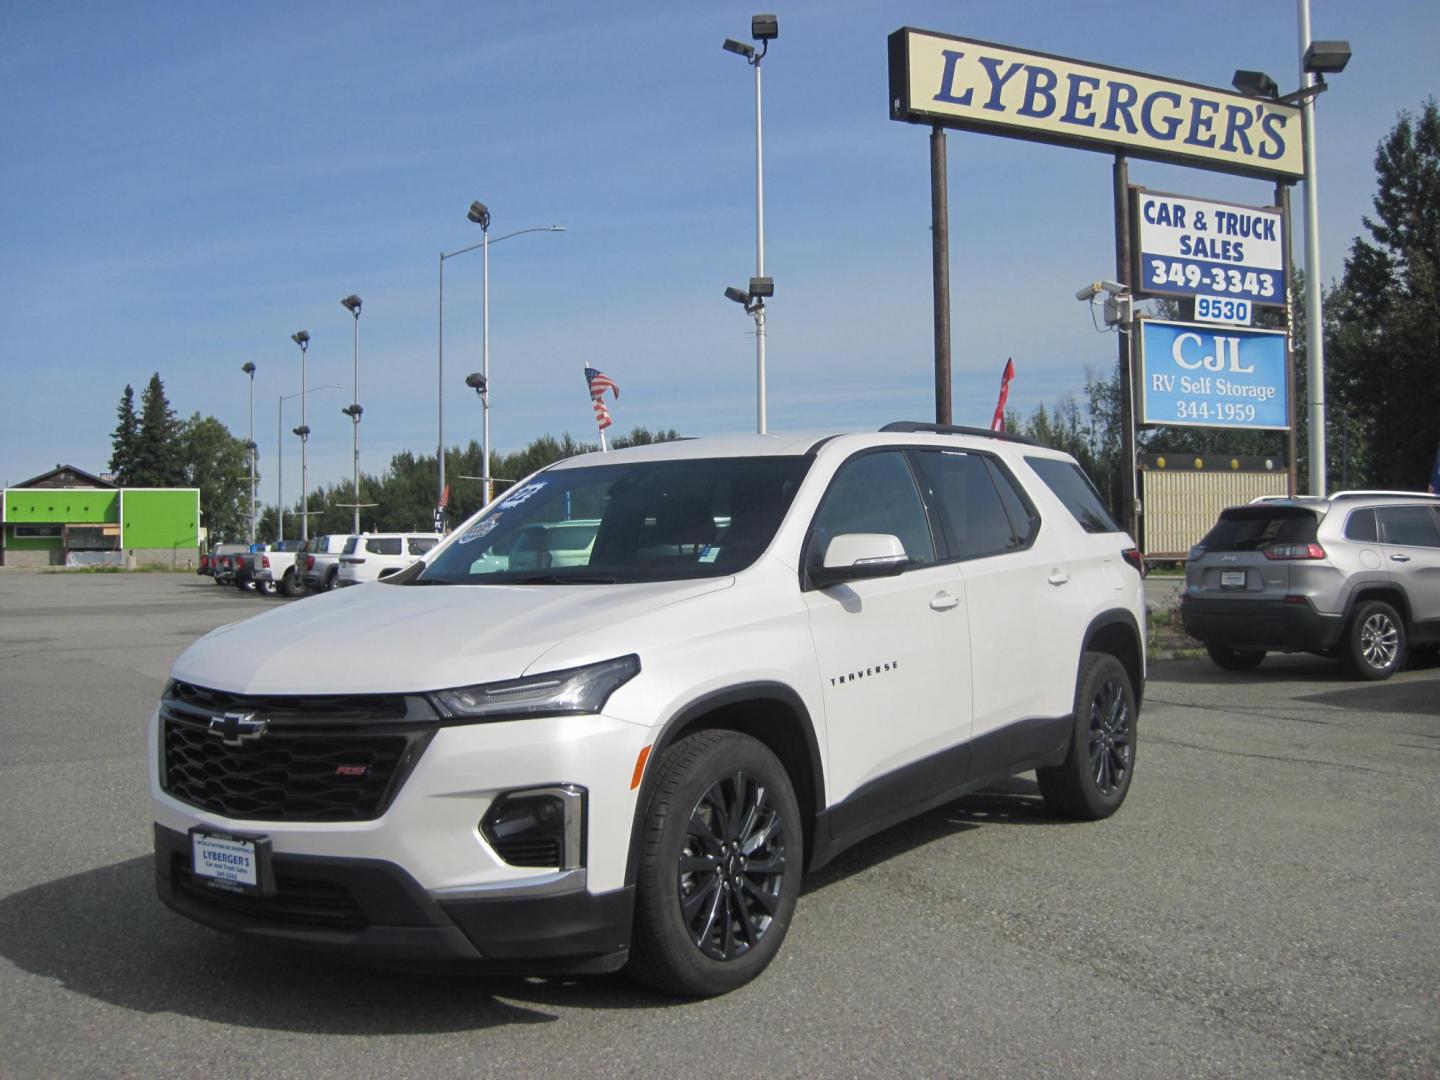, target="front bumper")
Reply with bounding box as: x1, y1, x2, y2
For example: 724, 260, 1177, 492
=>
1180, 595, 1343, 653
154, 825, 633, 972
